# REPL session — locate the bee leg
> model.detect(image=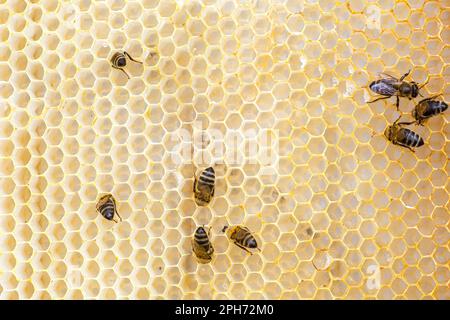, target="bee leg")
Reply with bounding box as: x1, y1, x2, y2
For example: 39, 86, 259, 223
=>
211, 186, 215, 197
367, 96, 390, 104
396, 96, 400, 110
112, 198, 123, 222
397, 121, 416, 126
193, 179, 197, 193
112, 65, 130, 79
394, 141, 415, 153
124, 51, 143, 64
400, 69, 411, 81
115, 210, 123, 222
233, 241, 253, 255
